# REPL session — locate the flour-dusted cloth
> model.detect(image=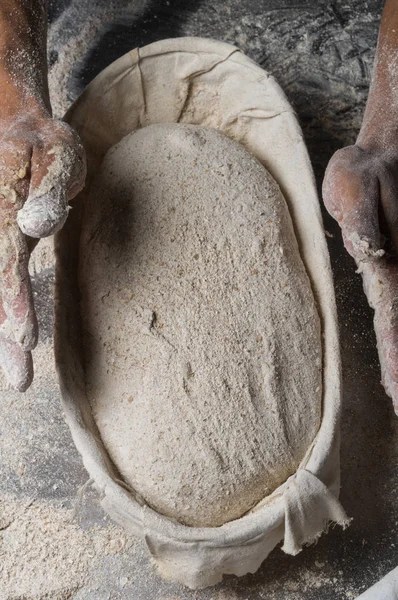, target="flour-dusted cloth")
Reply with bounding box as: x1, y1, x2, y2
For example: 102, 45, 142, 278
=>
54, 37, 349, 589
